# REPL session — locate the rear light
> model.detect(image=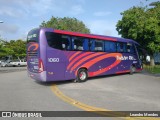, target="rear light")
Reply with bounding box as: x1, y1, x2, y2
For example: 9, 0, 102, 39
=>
38, 58, 44, 73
